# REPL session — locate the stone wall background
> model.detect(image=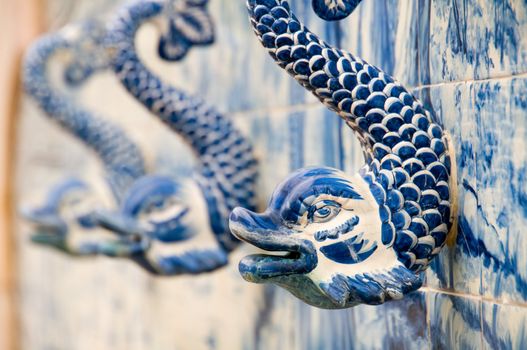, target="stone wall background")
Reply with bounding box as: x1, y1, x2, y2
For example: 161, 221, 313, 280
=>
14, 0, 527, 349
